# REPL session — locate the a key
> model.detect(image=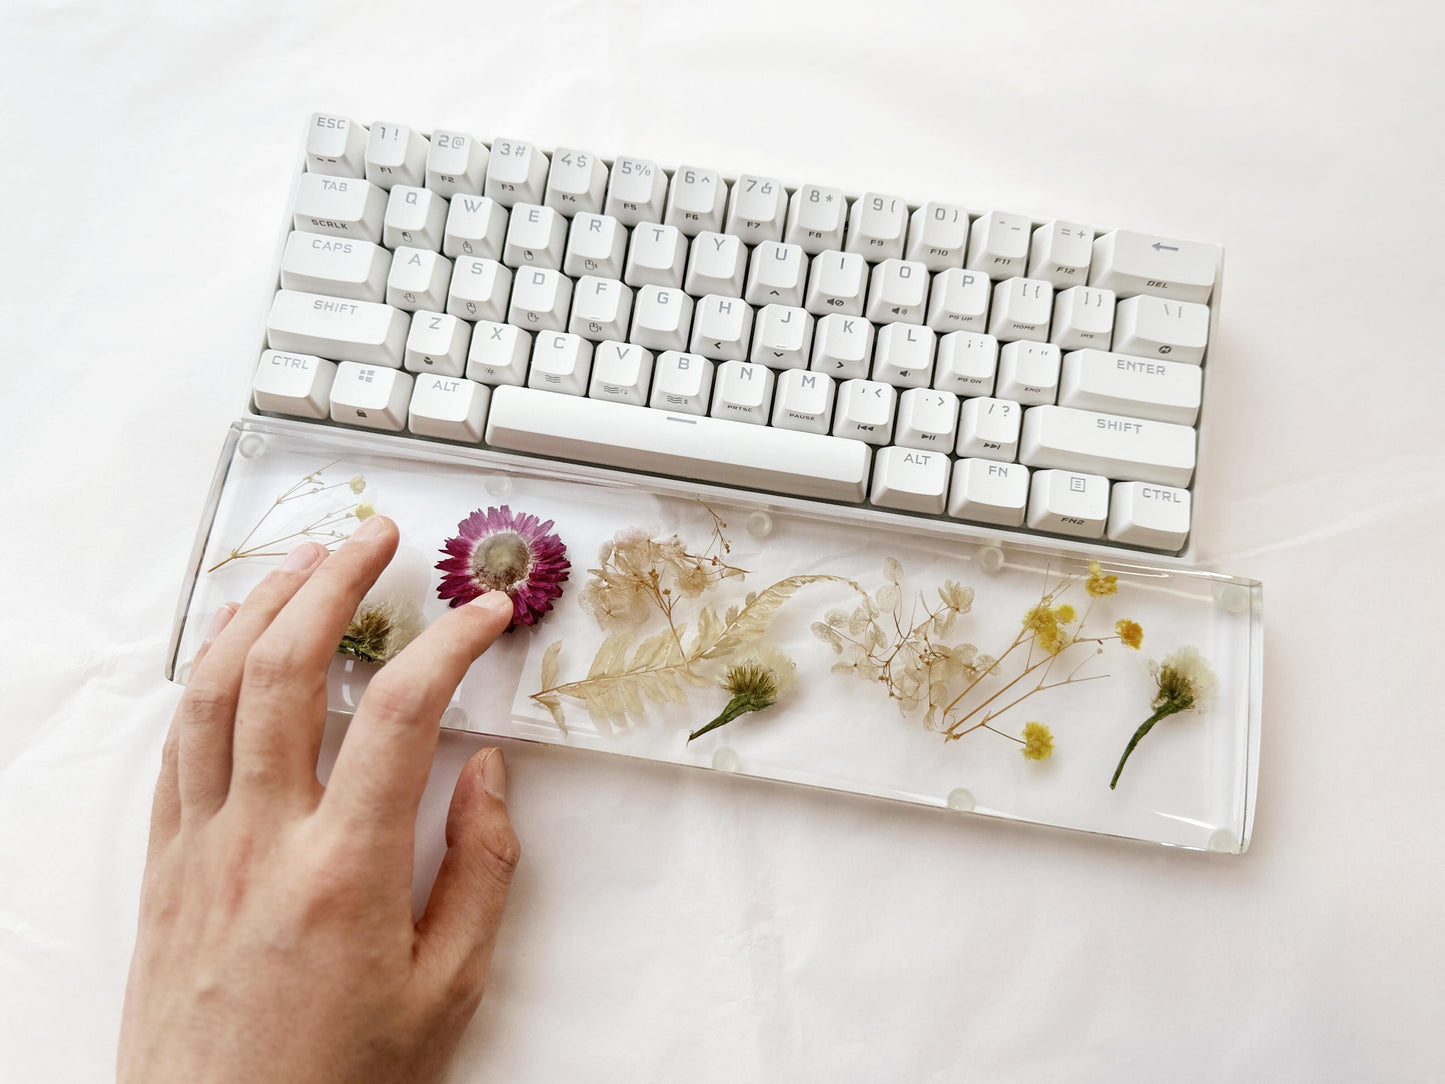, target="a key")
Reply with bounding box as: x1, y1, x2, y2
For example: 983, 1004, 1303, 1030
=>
995, 342, 1061, 406
625, 223, 688, 289
293, 173, 387, 243
804, 250, 866, 316
1051, 285, 1115, 350
605, 157, 667, 226
330, 361, 413, 430
811, 314, 874, 379
691, 295, 754, 362
403, 311, 470, 377
725, 175, 786, 244
408, 374, 490, 441
1058, 349, 1202, 426
465, 321, 531, 386
443, 194, 507, 260
1026, 469, 1109, 539
666, 166, 727, 236
1028, 221, 1093, 287
866, 258, 930, 324
955, 397, 1020, 461
785, 184, 847, 254
1019, 405, 1196, 487
870, 446, 949, 514
1112, 295, 1209, 363
1107, 482, 1192, 550
508, 268, 572, 332
527, 332, 593, 396
485, 138, 548, 207
872, 323, 935, 388
934, 331, 998, 396
564, 213, 628, 279
588, 341, 654, 405
771, 368, 835, 434
847, 193, 908, 262
280, 231, 391, 302
305, 114, 367, 177
630, 285, 695, 352
1090, 230, 1218, 303
568, 276, 634, 342
906, 203, 969, 271
384, 186, 447, 251
649, 350, 714, 415
267, 290, 409, 367
894, 388, 959, 451
744, 241, 807, 307
425, 130, 488, 198
750, 305, 813, 369
966, 211, 1032, 280
503, 203, 566, 270
947, 458, 1029, 526
710, 360, 774, 425
544, 148, 607, 215
253, 350, 336, 419
684, 232, 746, 297
989, 278, 1053, 343
487, 385, 871, 502
364, 122, 428, 190
833, 379, 896, 445
926, 268, 990, 333
386, 247, 452, 313
445, 257, 512, 324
